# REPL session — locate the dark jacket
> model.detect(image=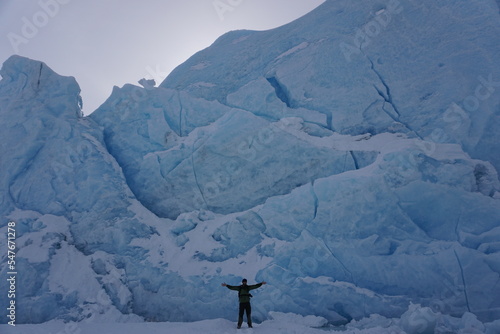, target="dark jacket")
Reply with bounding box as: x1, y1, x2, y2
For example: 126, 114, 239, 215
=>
226, 283, 263, 303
